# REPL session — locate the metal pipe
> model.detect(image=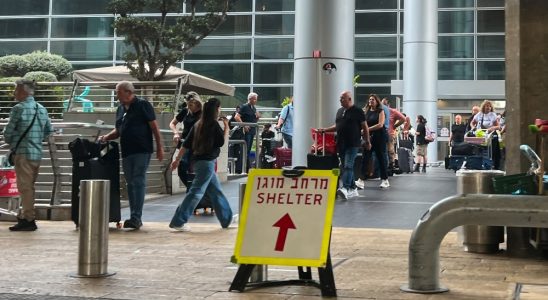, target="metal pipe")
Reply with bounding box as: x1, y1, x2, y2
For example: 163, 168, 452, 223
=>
239, 183, 268, 282
401, 193, 548, 294
73, 180, 115, 278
